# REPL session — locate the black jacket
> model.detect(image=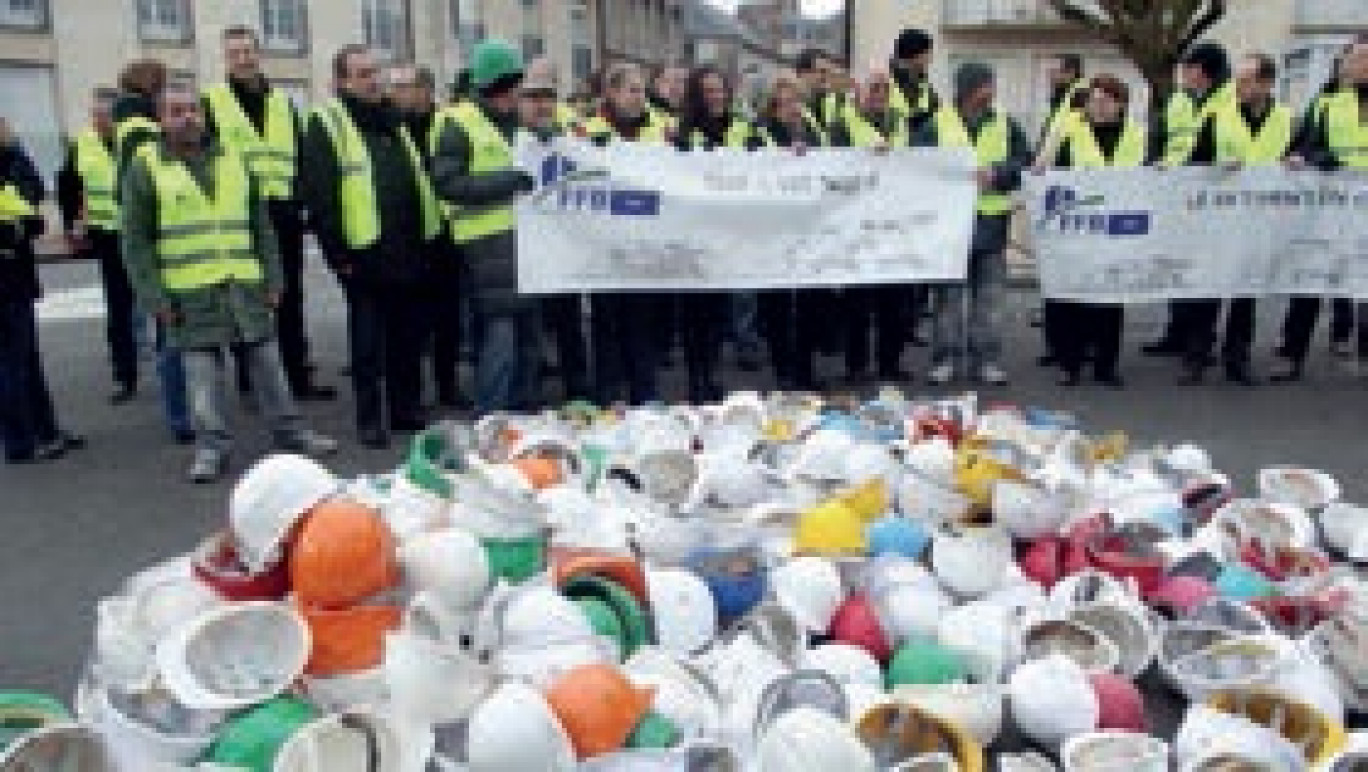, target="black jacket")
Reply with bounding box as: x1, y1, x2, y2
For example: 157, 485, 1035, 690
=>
0, 144, 46, 301
299, 95, 433, 289
1299, 85, 1368, 171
